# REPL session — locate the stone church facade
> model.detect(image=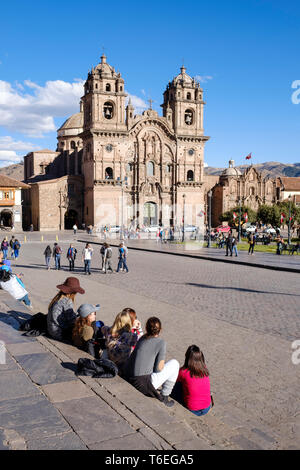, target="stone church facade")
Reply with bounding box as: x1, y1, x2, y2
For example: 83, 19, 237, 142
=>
23, 54, 209, 231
